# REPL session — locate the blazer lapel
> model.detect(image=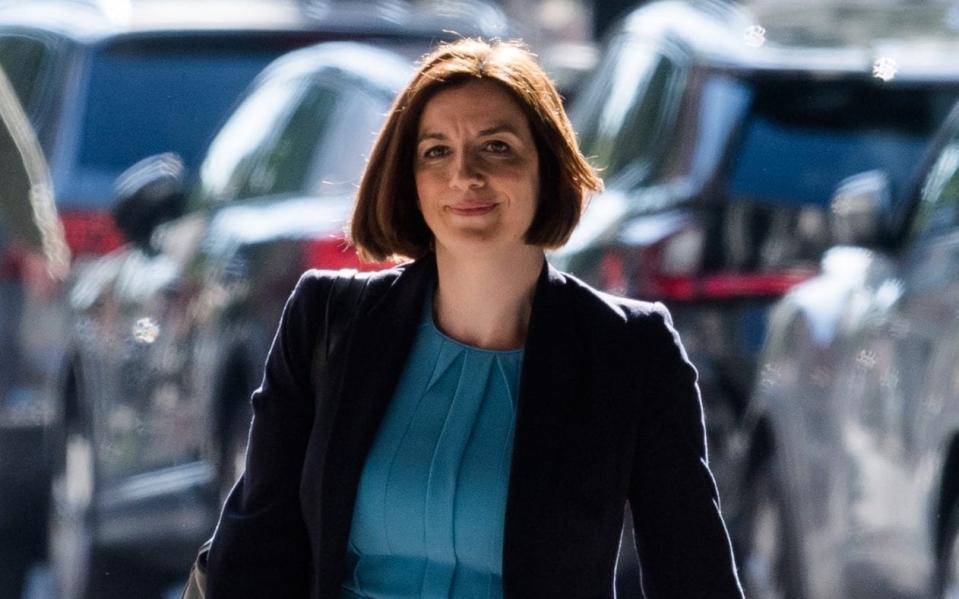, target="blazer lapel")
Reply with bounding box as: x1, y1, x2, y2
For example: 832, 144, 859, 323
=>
311, 256, 434, 593
502, 262, 582, 592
